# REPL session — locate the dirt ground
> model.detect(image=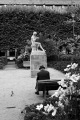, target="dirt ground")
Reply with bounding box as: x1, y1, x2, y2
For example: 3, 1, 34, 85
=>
0, 61, 65, 120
